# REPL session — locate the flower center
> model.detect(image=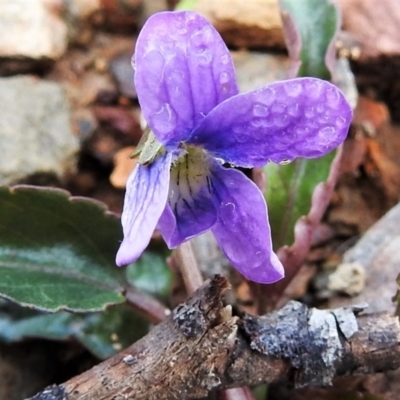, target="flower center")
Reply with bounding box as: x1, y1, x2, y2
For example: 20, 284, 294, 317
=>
169, 145, 211, 205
